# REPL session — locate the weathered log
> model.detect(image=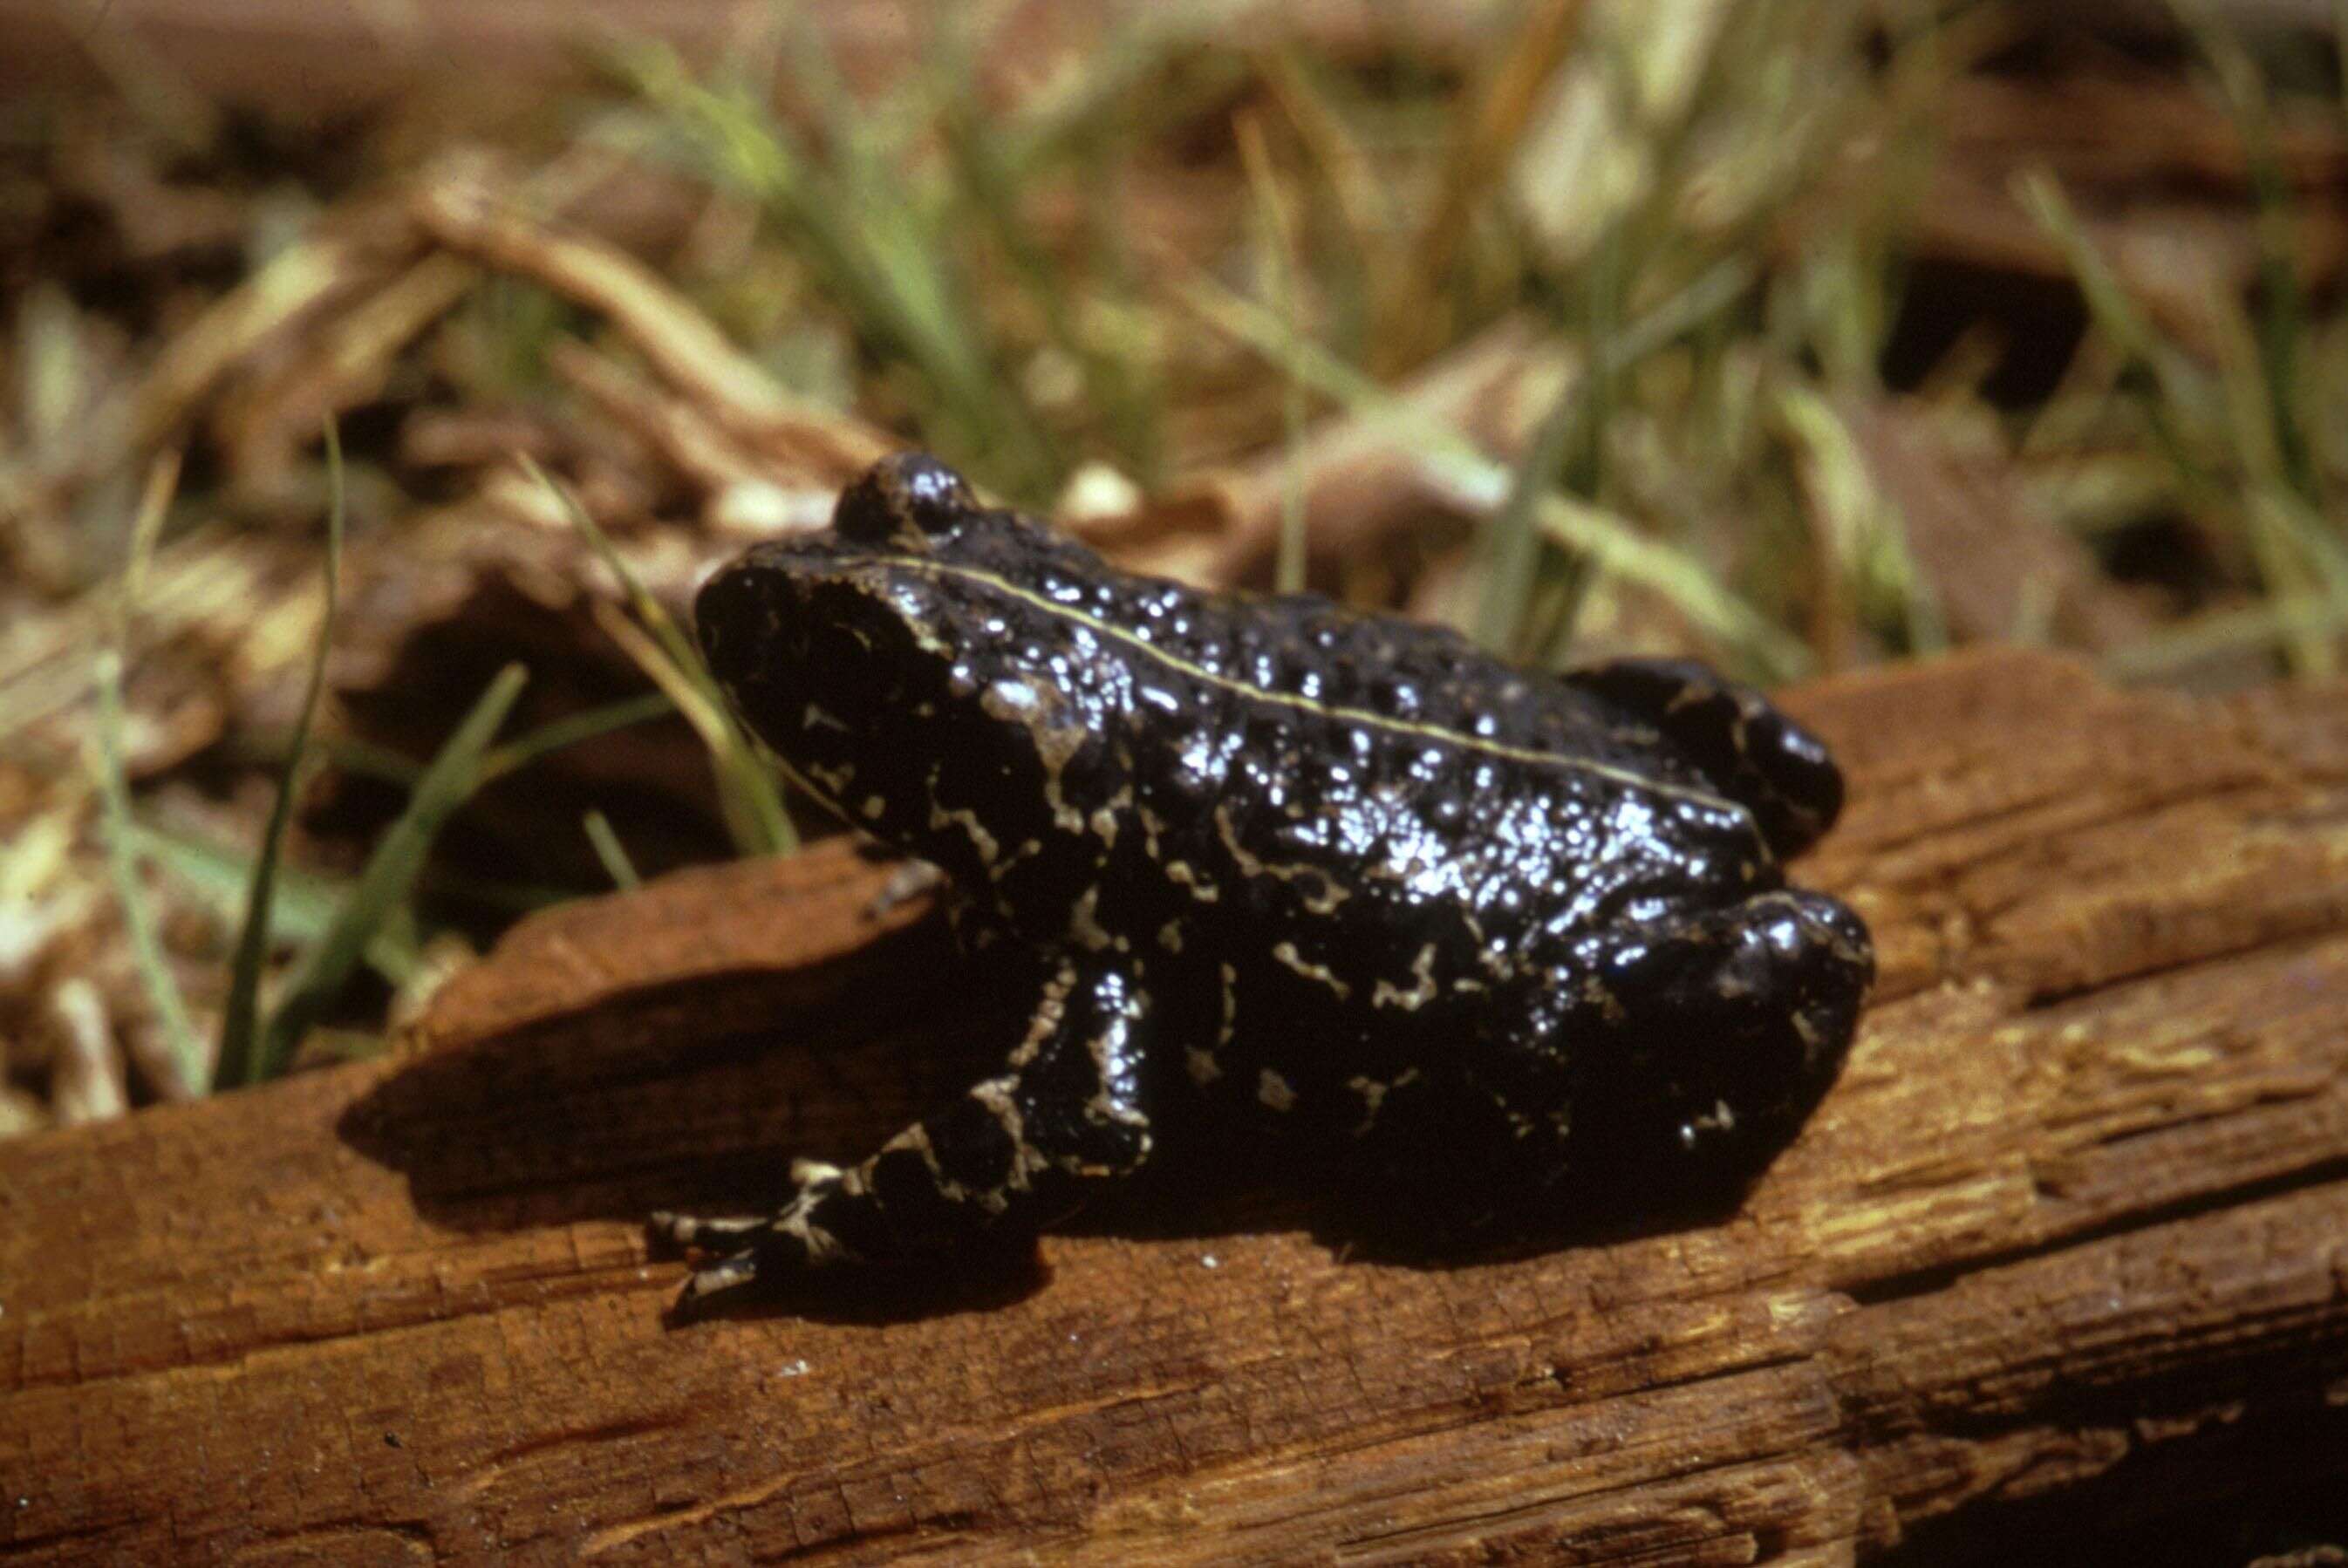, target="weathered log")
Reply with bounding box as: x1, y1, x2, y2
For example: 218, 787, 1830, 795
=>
4, 648, 2347, 1564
